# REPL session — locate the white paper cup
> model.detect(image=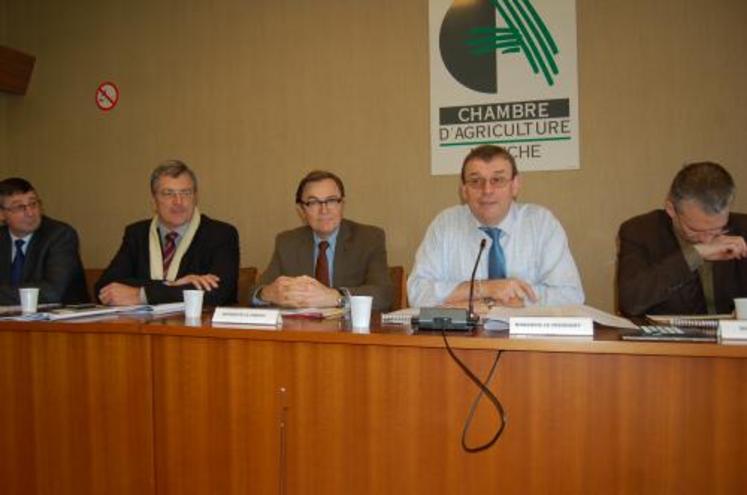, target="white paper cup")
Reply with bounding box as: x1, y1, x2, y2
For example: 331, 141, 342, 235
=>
19, 287, 39, 314
184, 316, 202, 327
350, 295, 373, 329
183, 290, 205, 318
735, 298, 747, 320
